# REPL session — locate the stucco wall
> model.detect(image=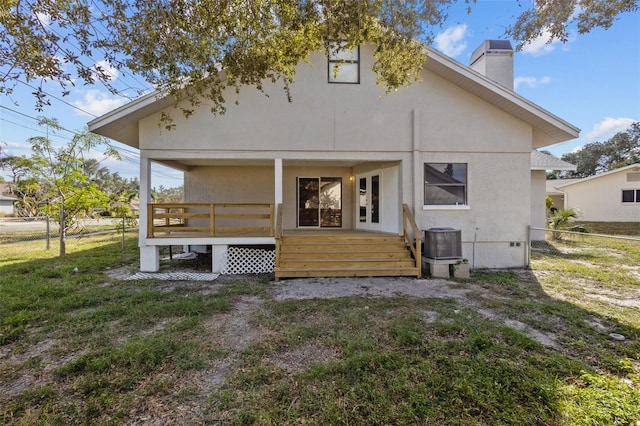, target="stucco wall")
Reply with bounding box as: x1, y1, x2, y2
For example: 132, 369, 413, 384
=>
139, 46, 531, 156
564, 170, 640, 222
185, 166, 274, 203
0, 200, 14, 215
139, 44, 538, 268
418, 152, 531, 268
549, 194, 565, 211
530, 170, 547, 240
